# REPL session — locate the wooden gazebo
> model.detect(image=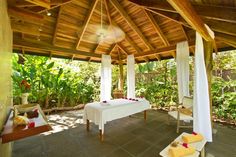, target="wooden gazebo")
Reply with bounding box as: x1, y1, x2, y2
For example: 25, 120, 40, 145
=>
8, 0, 236, 64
